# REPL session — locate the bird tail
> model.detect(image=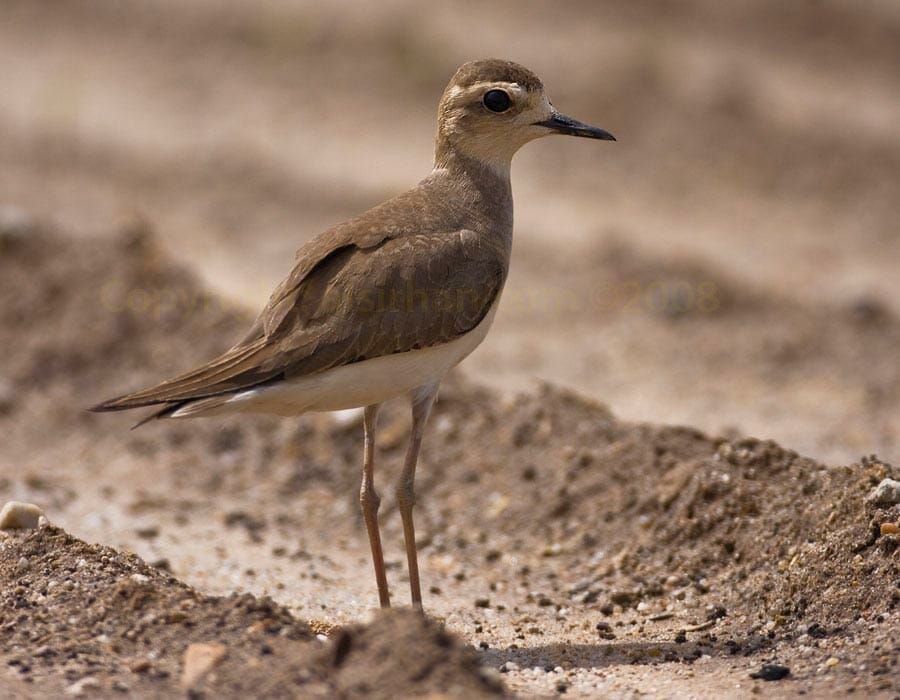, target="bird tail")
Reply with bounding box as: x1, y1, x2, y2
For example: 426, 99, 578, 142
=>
89, 336, 279, 426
